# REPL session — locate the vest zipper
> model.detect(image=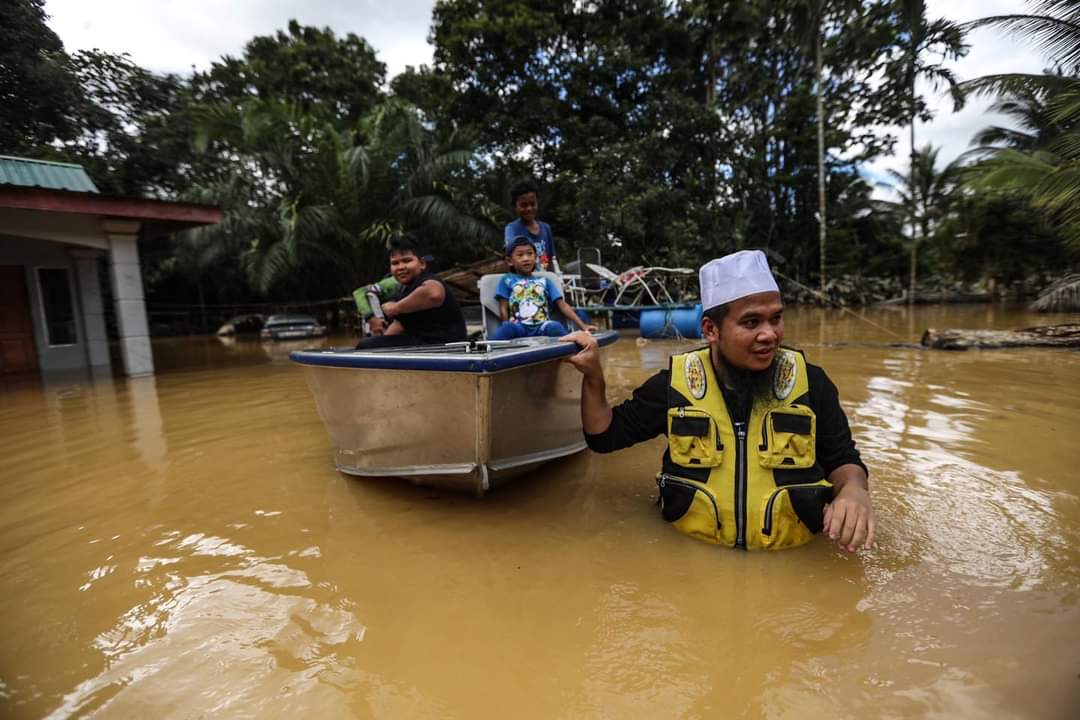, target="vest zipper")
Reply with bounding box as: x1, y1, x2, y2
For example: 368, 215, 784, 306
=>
762, 482, 826, 536
658, 474, 721, 530
734, 421, 747, 549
